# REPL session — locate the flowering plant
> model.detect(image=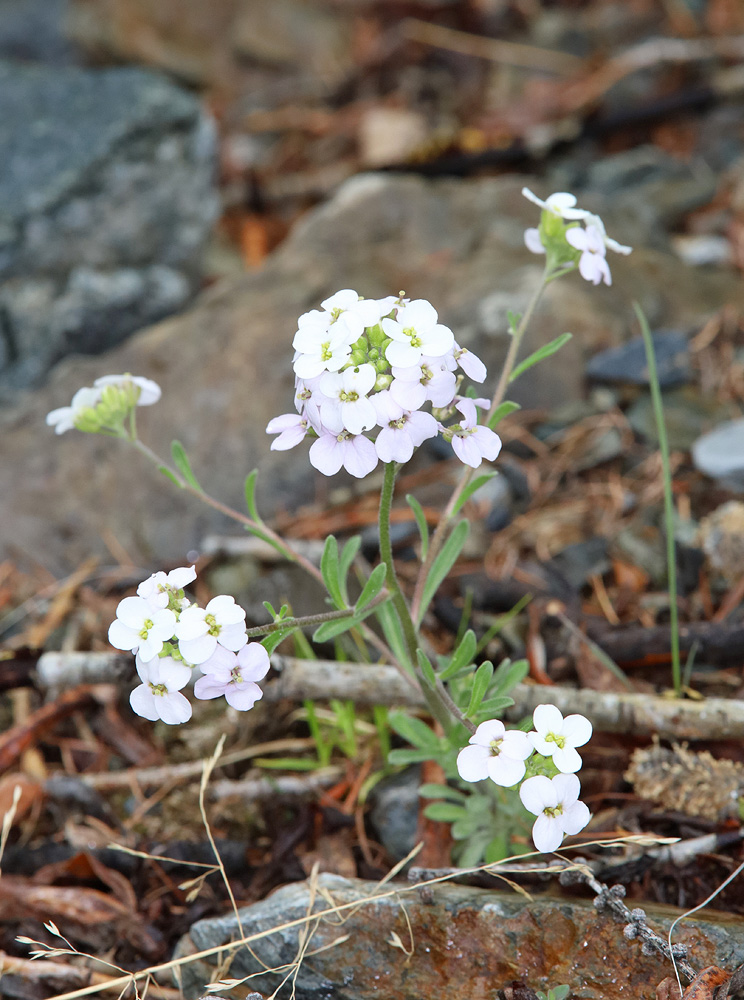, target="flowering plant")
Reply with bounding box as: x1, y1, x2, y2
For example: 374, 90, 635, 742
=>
48, 190, 624, 860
